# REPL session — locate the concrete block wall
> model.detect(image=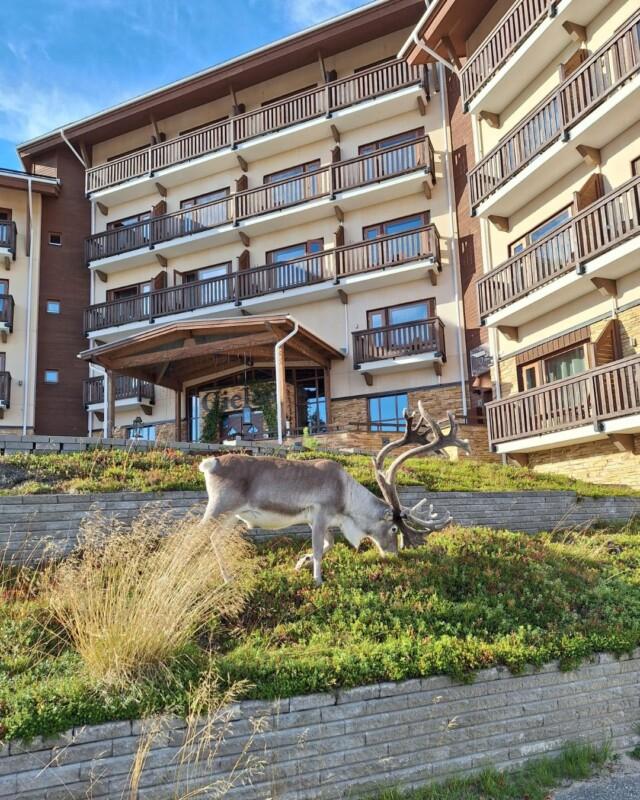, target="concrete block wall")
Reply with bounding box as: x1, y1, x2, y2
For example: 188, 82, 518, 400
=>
1, 651, 638, 799
1, 489, 638, 564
